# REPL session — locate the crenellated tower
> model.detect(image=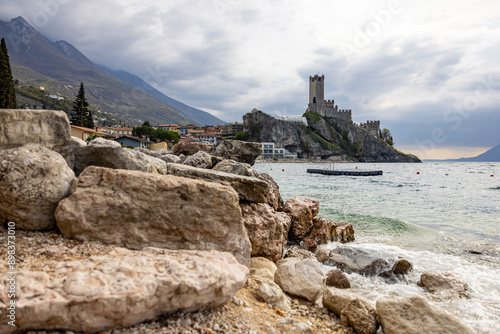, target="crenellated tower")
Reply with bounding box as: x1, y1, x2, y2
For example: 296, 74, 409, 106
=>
308, 75, 324, 113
